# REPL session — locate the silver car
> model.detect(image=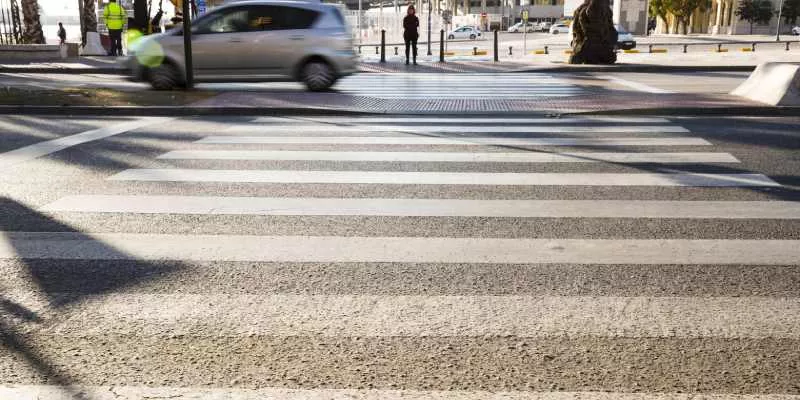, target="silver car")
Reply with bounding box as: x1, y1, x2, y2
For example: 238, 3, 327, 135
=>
125, 0, 358, 91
